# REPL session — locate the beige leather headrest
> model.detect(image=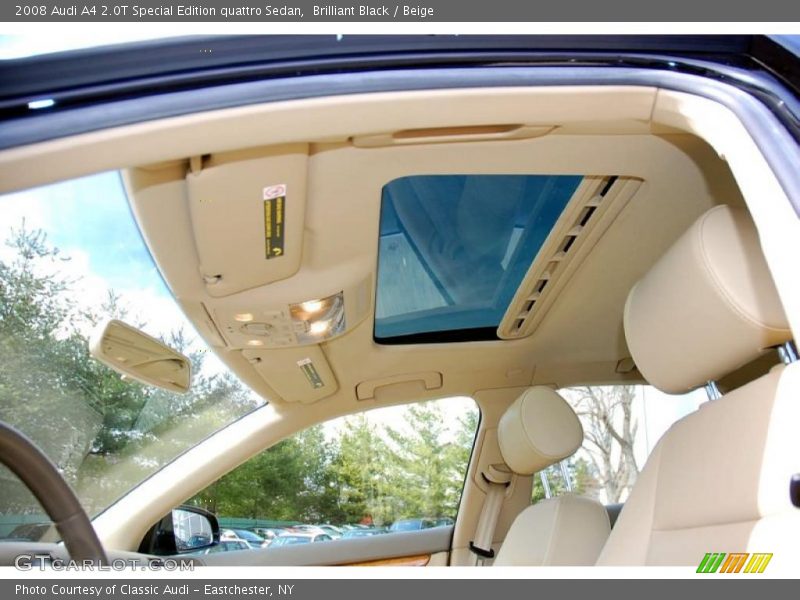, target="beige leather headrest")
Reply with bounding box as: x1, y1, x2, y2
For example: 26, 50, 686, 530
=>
624, 205, 791, 394
498, 387, 583, 475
